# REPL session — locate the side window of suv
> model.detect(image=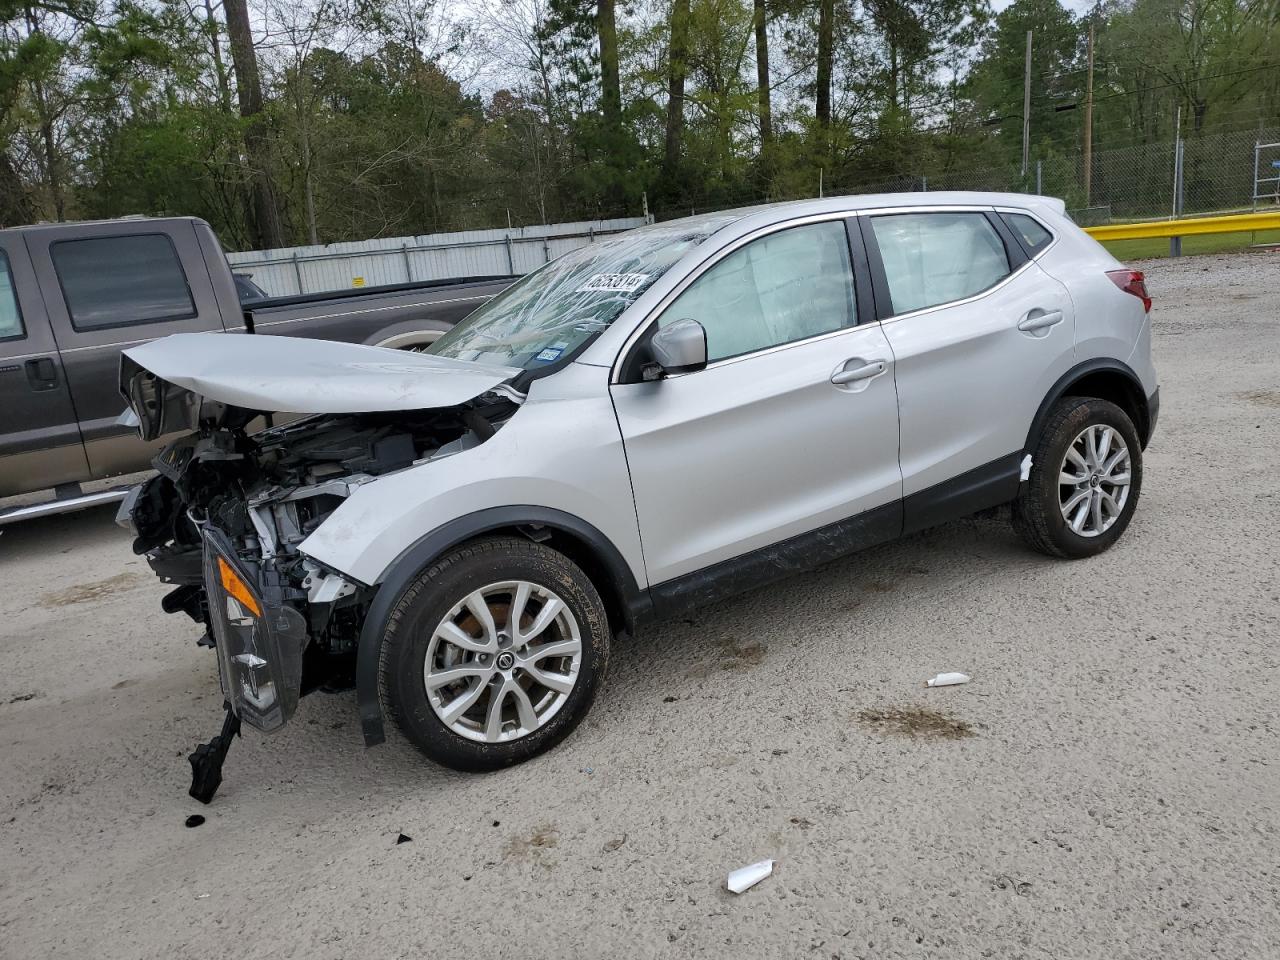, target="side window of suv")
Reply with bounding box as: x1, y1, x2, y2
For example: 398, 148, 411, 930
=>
870, 212, 1011, 316
659, 220, 857, 363
0, 251, 23, 340
52, 234, 196, 330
